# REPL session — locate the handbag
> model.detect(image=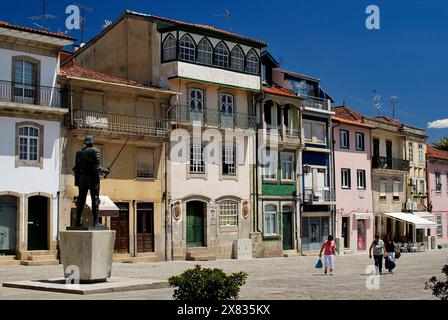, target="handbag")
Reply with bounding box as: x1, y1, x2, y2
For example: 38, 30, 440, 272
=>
395, 251, 401, 259
315, 258, 323, 269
